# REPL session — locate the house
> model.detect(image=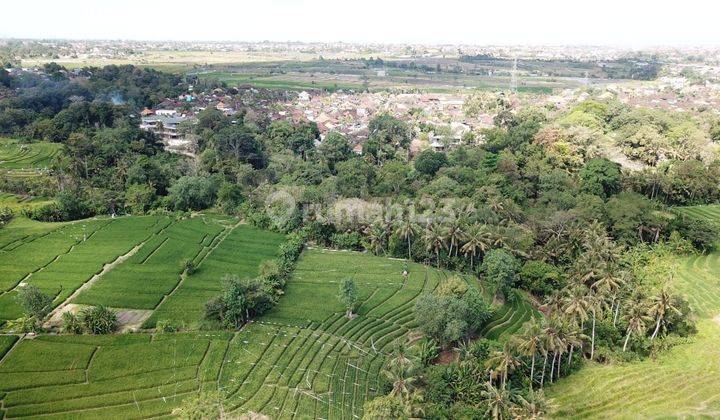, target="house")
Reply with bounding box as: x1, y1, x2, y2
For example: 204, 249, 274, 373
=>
155, 109, 178, 117
140, 115, 189, 140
